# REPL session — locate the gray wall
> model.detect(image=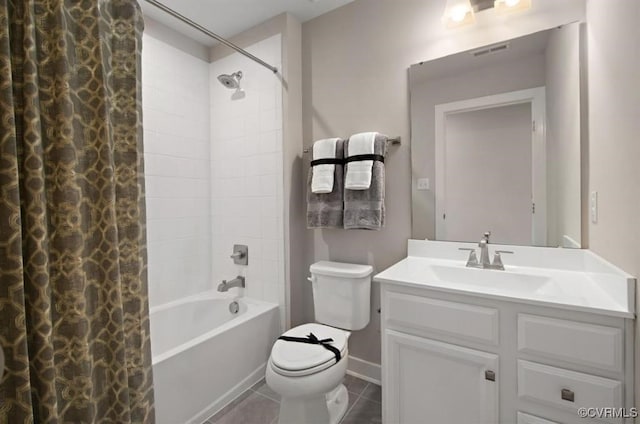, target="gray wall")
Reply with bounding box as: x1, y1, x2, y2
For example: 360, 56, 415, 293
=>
299, 0, 585, 365
585, 0, 640, 407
